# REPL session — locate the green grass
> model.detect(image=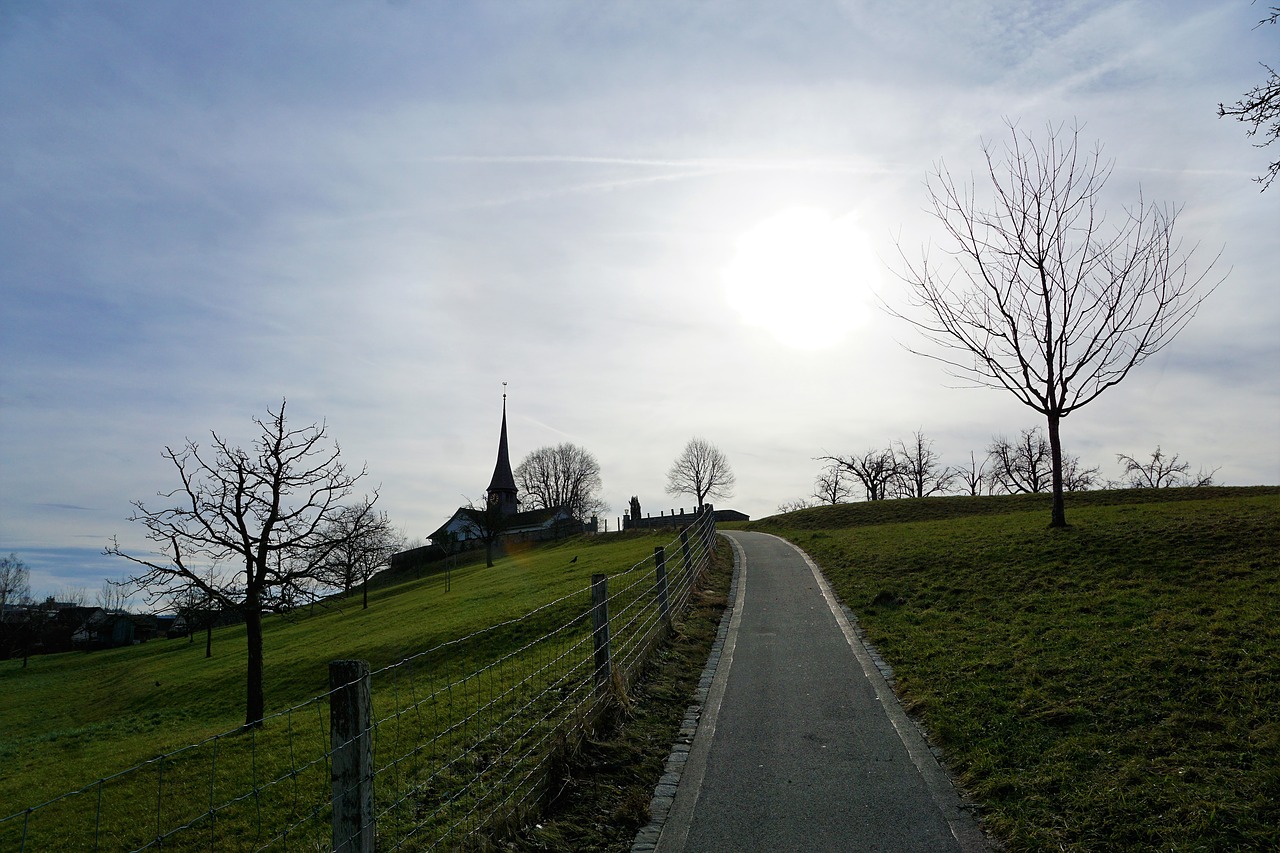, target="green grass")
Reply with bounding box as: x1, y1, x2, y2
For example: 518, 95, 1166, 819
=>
755, 487, 1280, 852
0, 530, 686, 849
500, 538, 735, 852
